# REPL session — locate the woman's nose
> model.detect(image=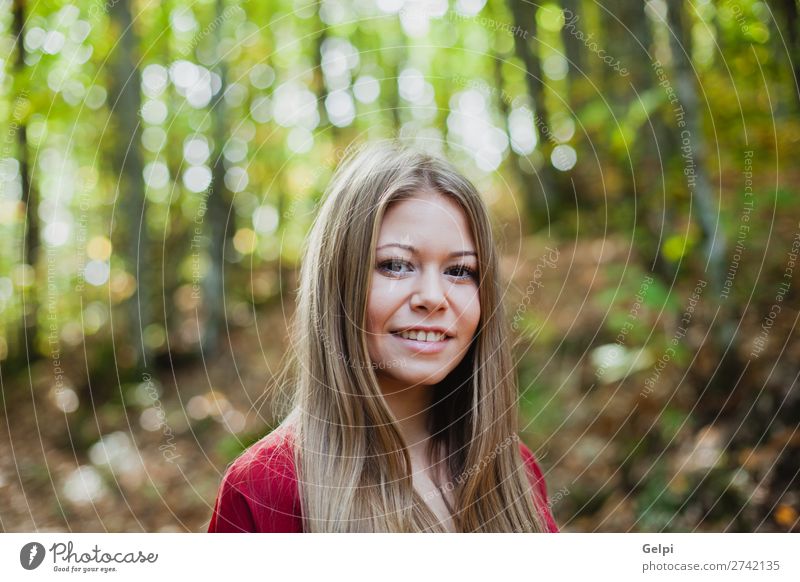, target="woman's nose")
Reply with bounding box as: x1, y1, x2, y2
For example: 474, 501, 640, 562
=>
410, 268, 447, 311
